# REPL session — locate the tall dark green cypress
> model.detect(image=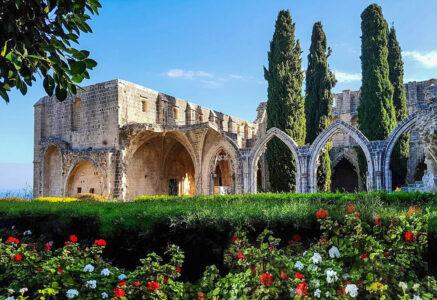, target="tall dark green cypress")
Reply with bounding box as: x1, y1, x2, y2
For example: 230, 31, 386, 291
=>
305, 22, 336, 191
264, 10, 306, 192
388, 26, 409, 188
358, 4, 397, 141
